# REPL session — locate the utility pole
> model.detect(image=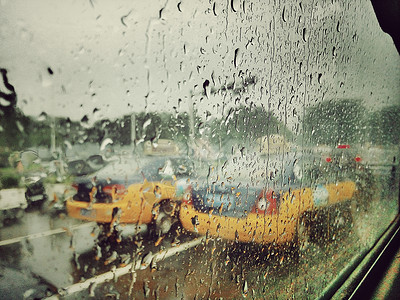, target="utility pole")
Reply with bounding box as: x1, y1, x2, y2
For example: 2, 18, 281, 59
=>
131, 113, 136, 145
50, 117, 56, 156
